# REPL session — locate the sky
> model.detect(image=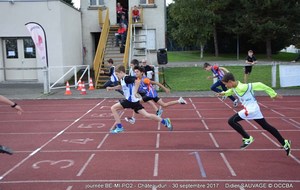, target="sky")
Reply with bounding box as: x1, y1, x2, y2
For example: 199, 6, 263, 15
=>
72, 0, 174, 9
